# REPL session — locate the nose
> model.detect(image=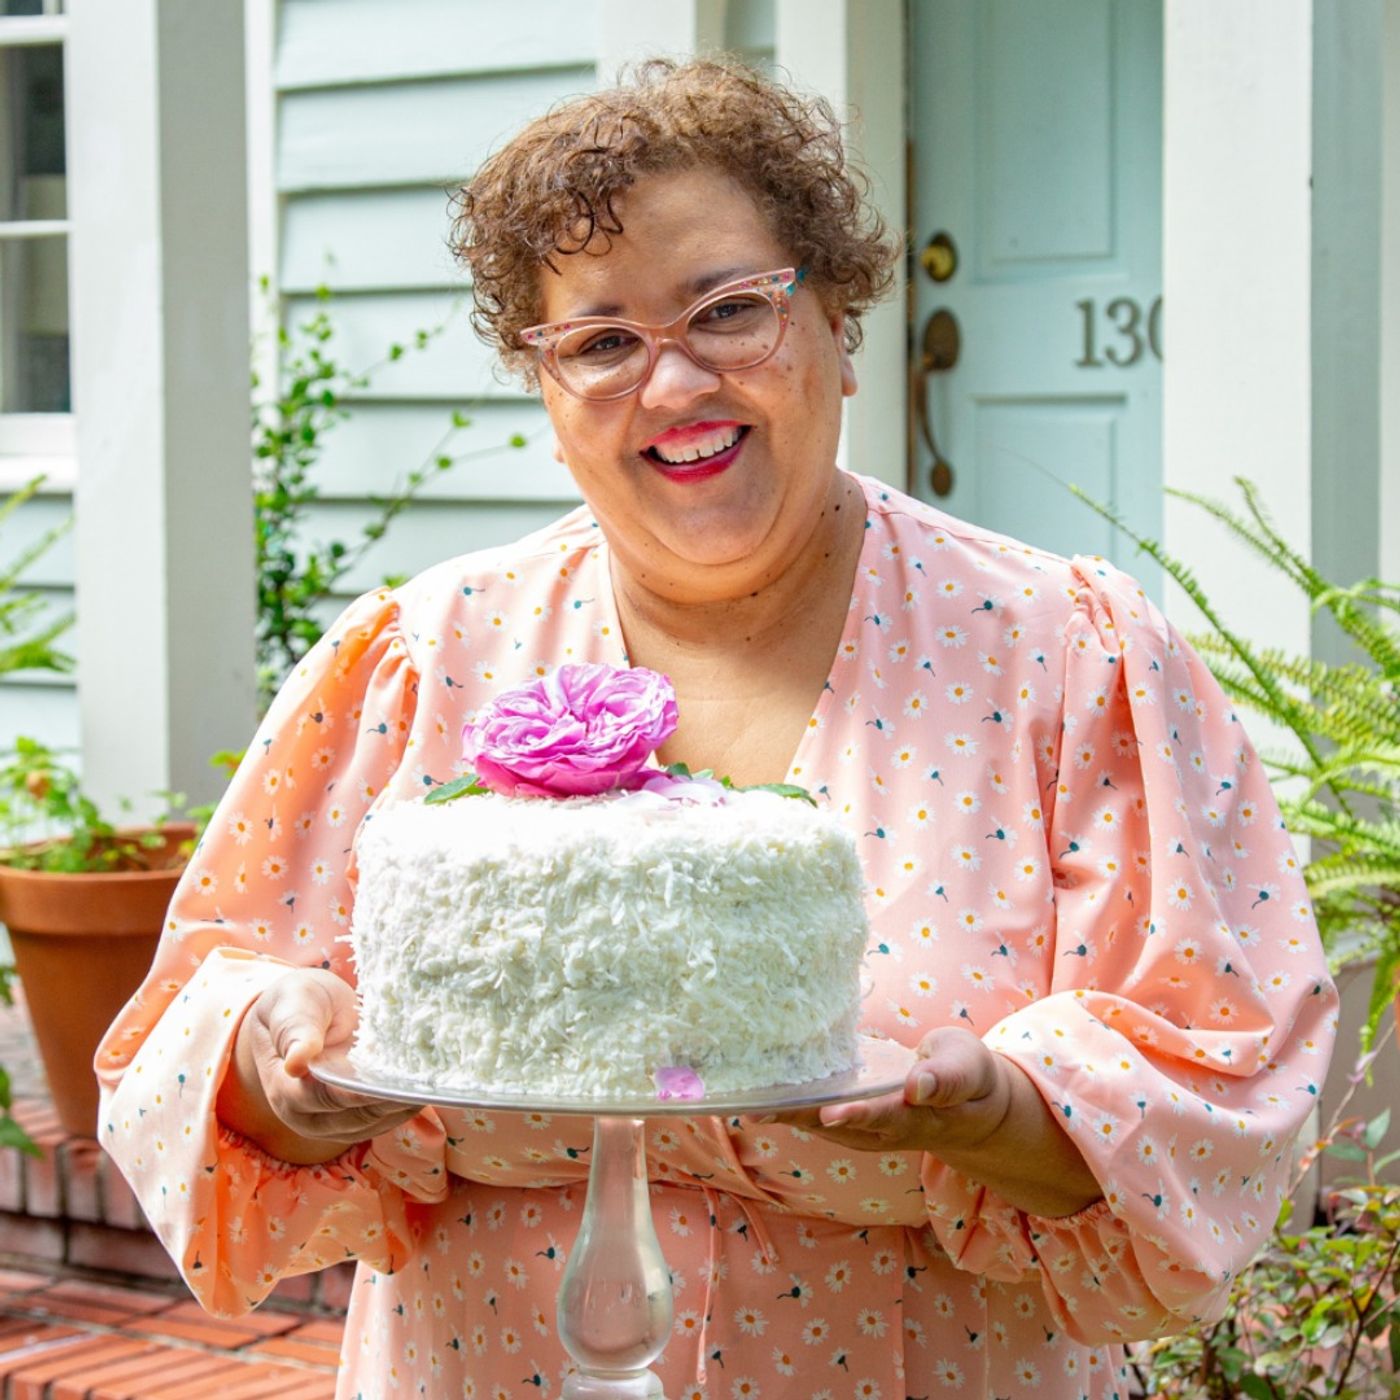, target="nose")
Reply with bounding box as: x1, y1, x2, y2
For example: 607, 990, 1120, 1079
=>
638, 338, 721, 411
